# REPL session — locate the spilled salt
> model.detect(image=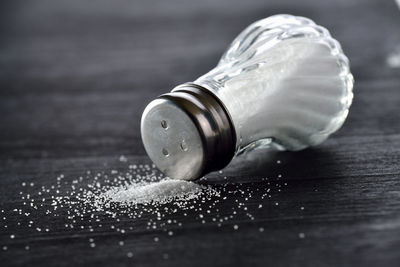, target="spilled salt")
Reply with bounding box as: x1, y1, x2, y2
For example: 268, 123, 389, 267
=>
101, 179, 208, 205
3, 158, 289, 255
